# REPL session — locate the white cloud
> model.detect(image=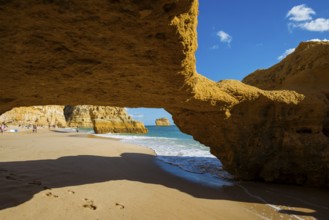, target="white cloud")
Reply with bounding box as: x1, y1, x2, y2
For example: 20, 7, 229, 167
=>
287, 4, 315, 21
298, 18, 329, 32
132, 114, 144, 118
287, 5, 329, 32
209, 45, 219, 50
217, 30, 232, 46
307, 38, 329, 42
278, 48, 295, 60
